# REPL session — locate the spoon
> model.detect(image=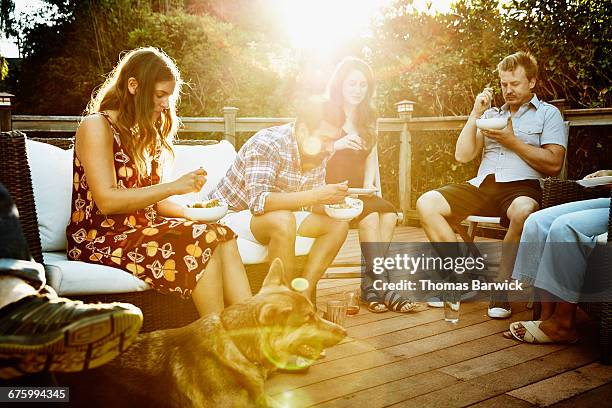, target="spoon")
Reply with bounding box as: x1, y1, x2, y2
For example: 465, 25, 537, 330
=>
485, 84, 499, 113
198, 166, 205, 204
